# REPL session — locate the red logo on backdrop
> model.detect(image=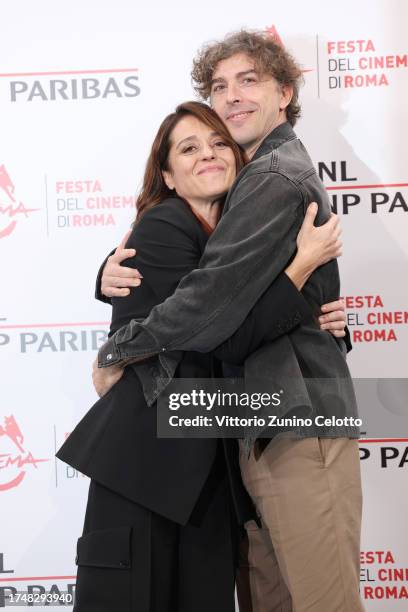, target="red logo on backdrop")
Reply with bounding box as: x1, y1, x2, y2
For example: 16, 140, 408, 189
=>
0, 165, 40, 238
265, 25, 284, 47
0, 415, 48, 491
265, 25, 312, 73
